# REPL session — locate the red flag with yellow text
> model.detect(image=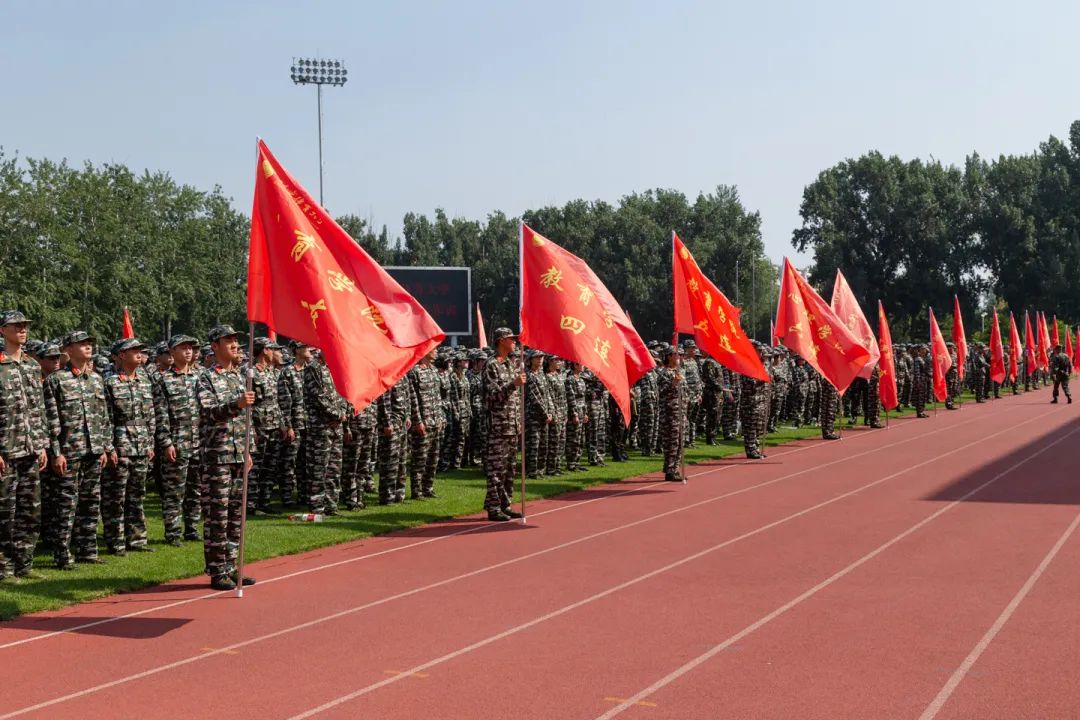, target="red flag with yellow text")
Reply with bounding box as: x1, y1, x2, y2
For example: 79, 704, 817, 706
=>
830, 270, 880, 380
774, 258, 871, 393
876, 301, 898, 411
929, 309, 952, 403
989, 311, 1006, 384
952, 295, 968, 381
1008, 313, 1021, 383
519, 223, 653, 425
248, 140, 444, 411
672, 233, 769, 382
